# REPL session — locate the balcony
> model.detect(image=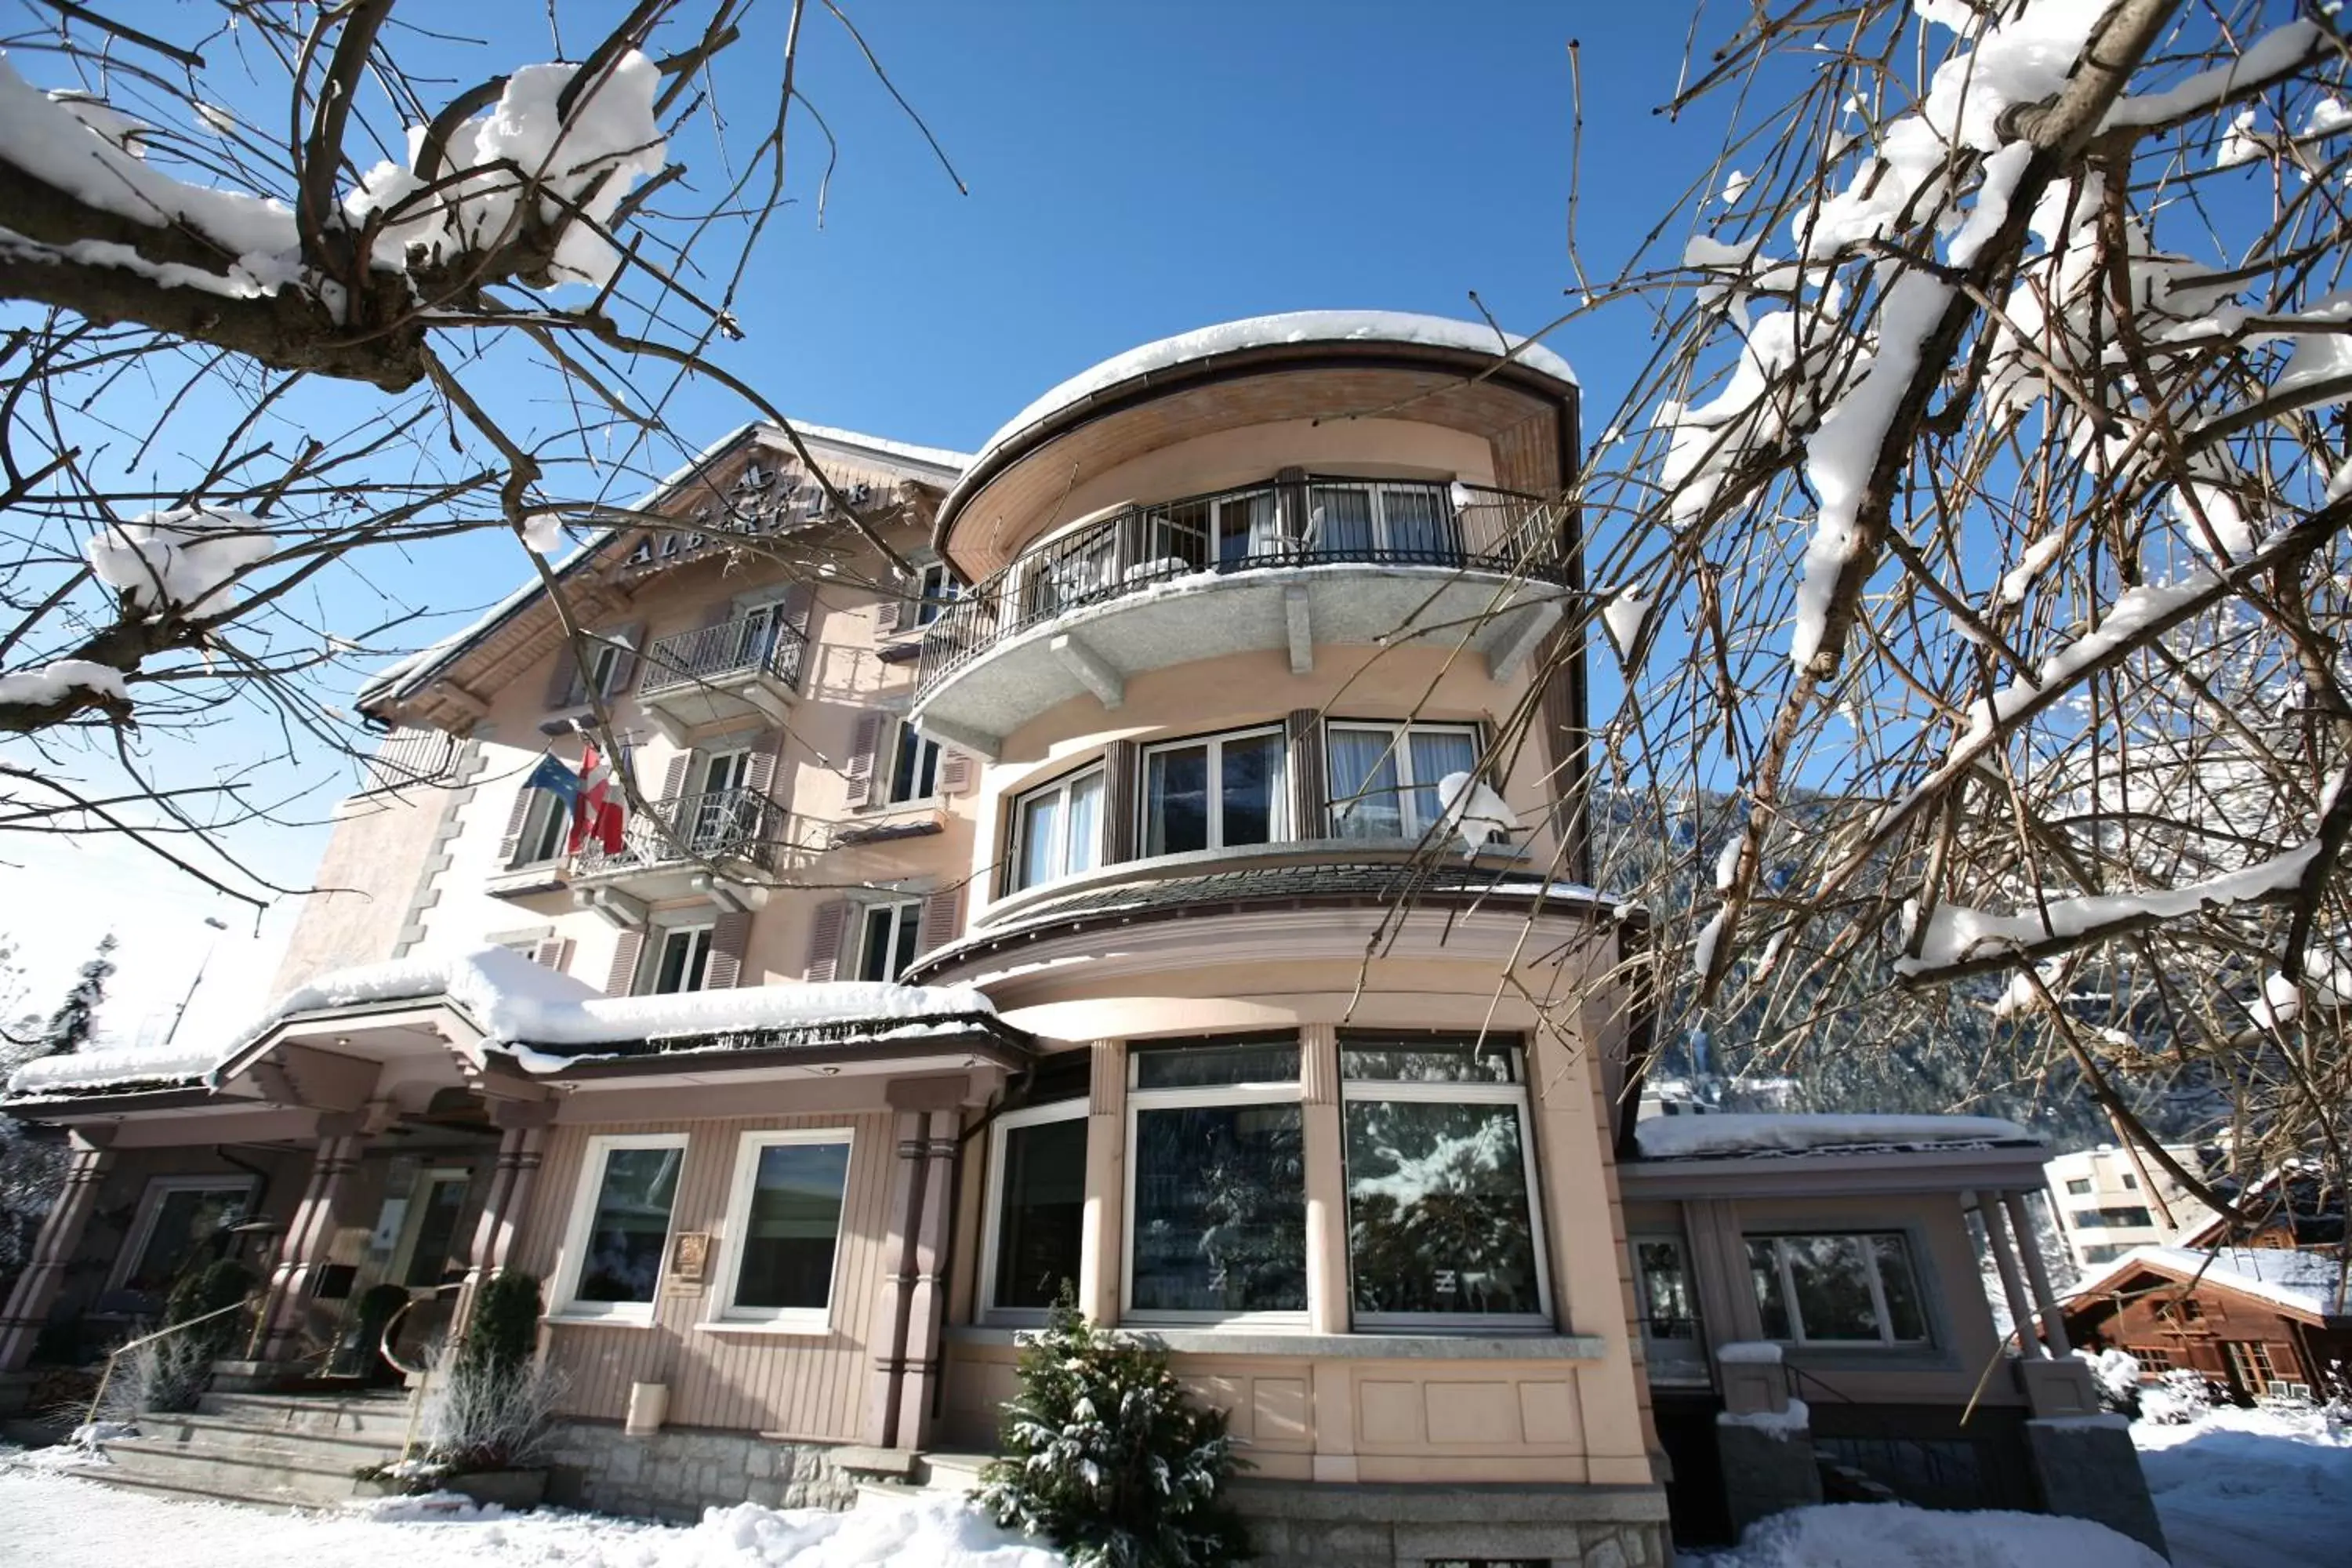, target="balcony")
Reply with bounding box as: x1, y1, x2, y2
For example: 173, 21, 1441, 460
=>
568, 786, 779, 917
910, 477, 1573, 754
636, 612, 806, 742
